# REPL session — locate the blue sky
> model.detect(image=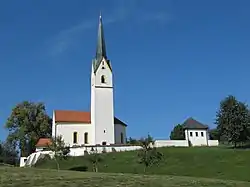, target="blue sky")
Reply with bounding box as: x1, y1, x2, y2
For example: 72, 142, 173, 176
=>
0, 0, 250, 141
